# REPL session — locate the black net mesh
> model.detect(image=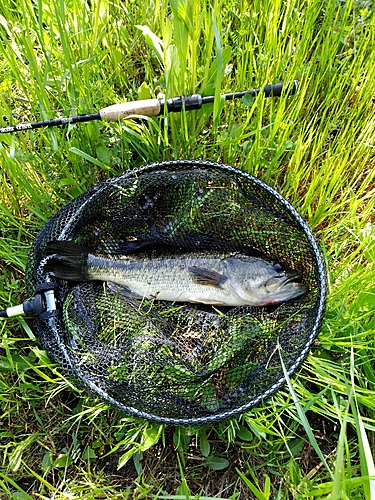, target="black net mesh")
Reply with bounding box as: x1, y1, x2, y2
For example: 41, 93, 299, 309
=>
26, 160, 327, 425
